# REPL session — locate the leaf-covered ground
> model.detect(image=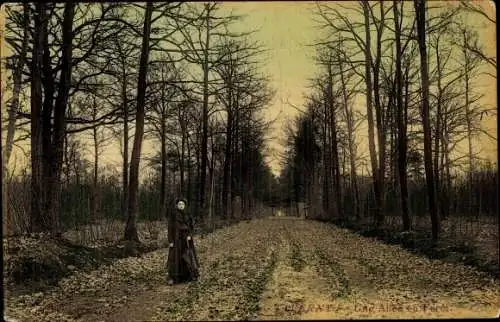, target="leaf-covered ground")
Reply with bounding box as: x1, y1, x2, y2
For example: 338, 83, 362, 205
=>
4, 217, 499, 321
